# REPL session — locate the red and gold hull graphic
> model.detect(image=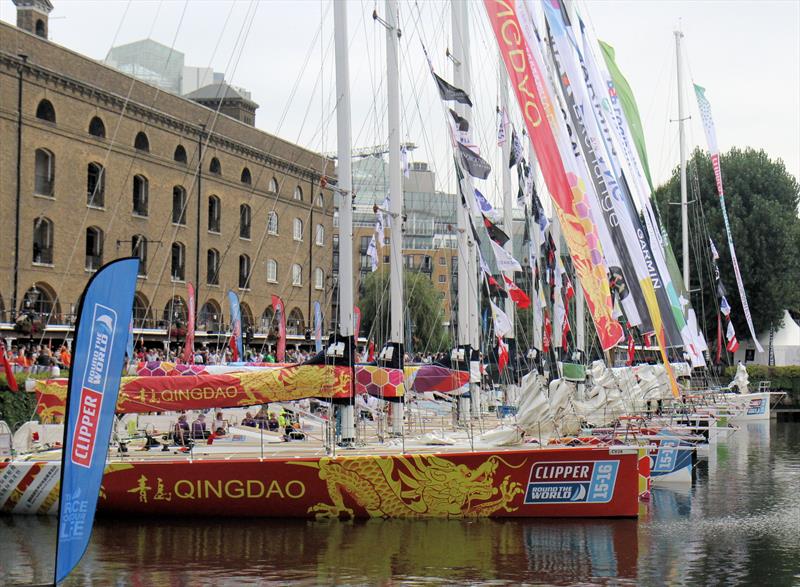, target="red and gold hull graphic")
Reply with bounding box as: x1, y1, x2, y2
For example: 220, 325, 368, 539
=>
0, 447, 643, 518
35, 364, 353, 421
